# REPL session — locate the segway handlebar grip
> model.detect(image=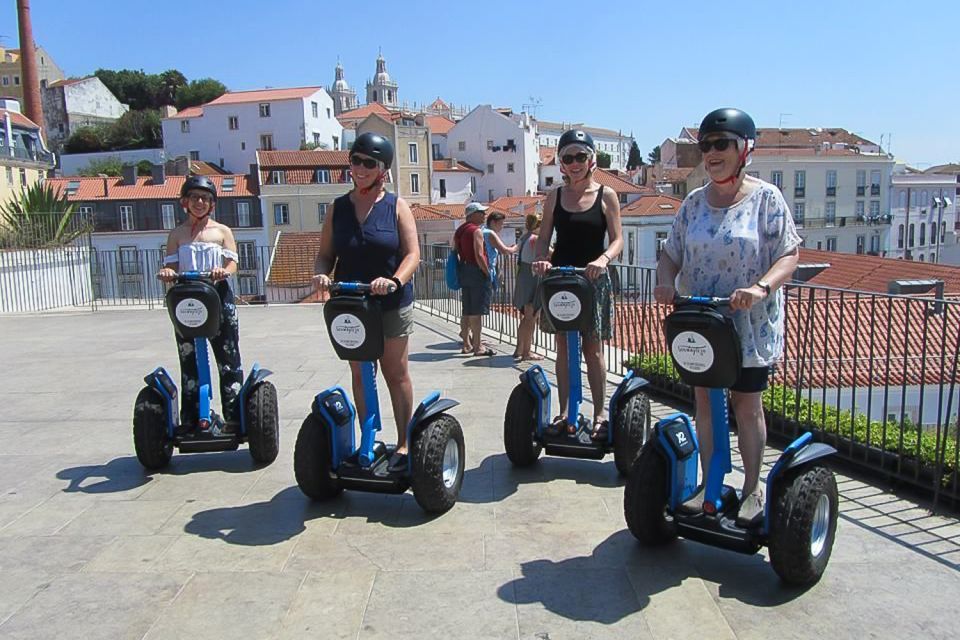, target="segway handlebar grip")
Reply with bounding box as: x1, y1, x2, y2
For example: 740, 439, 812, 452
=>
546, 266, 588, 276
673, 294, 731, 306
330, 281, 397, 295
